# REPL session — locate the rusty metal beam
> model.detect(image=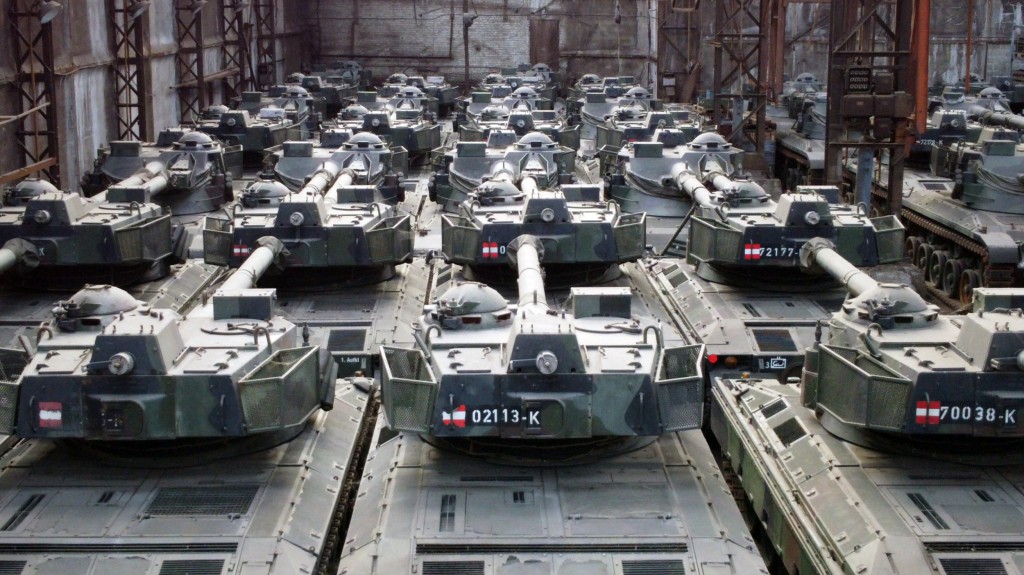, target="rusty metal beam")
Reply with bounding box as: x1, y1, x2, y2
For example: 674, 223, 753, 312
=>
254, 0, 277, 90
911, 0, 930, 136
110, 0, 150, 141
823, 0, 913, 216
175, 1, 208, 124
220, 0, 251, 101
8, 0, 60, 187
0, 158, 56, 185
711, 0, 768, 153
170, 67, 240, 89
